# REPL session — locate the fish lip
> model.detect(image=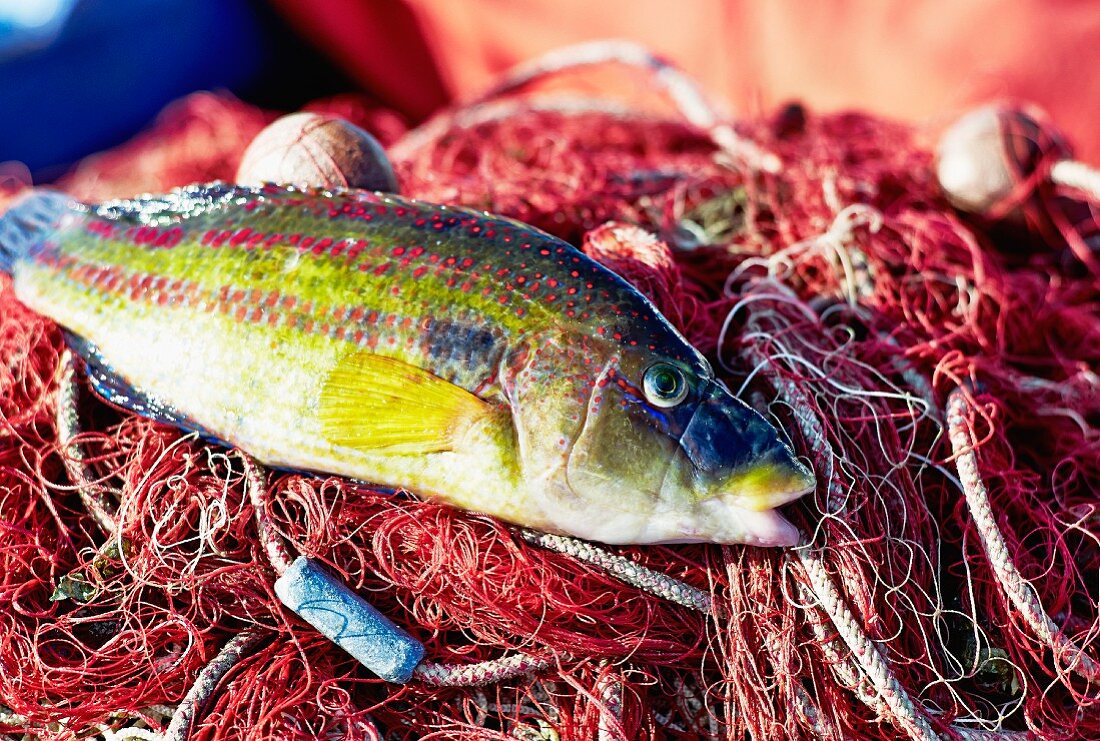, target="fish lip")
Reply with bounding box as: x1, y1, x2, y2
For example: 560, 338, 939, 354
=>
761, 472, 817, 509
720, 458, 817, 512
691, 498, 803, 547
